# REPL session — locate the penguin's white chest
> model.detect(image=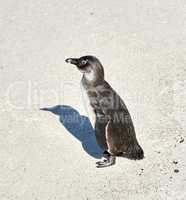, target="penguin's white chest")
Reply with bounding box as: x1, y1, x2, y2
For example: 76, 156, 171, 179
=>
80, 83, 96, 128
